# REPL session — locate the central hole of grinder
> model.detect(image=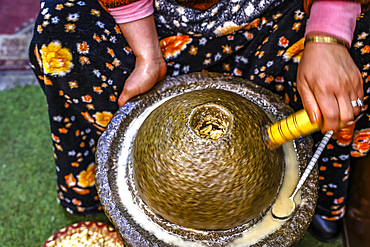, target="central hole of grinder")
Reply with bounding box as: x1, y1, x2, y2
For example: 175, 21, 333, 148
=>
189, 103, 233, 139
